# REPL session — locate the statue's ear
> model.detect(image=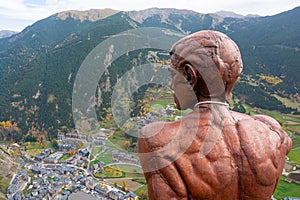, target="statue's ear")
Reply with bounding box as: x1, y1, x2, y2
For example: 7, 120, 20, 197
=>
184, 64, 198, 88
